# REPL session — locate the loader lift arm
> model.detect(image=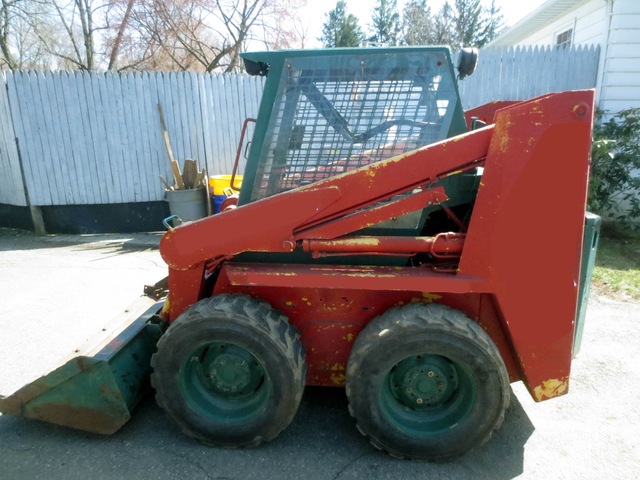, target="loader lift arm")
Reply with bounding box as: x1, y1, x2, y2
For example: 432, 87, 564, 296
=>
160, 125, 491, 276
